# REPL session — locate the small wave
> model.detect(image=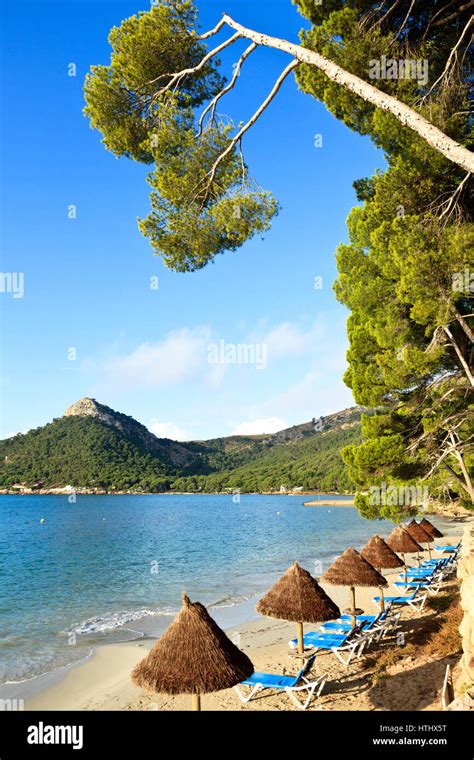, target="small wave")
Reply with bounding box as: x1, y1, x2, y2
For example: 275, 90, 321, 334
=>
209, 594, 249, 609
62, 608, 174, 636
